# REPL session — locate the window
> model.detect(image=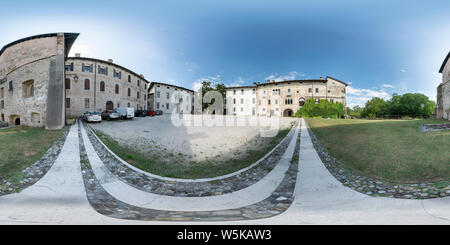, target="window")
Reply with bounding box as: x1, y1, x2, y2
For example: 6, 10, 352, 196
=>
128, 75, 131, 83
115, 84, 119, 94
166, 92, 169, 99
272, 89, 280, 95
241, 89, 244, 95
8, 81, 13, 91
275, 99, 278, 104
252, 89, 255, 94
144, 94, 146, 101
252, 98, 255, 104
0, 88, 3, 98
137, 80, 140, 87
233, 107, 236, 112
22, 80, 34, 98
137, 91, 140, 99
268, 99, 271, 105
156, 92, 160, 98
65, 78, 70, 89
233, 98, 236, 104
82, 64, 92, 73
241, 107, 243, 112
98, 67, 106, 75
128, 88, 131, 97
66, 98, 70, 108
100, 81, 105, 92
342, 88, 346, 93
84, 79, 90, 90
233, 90, 236, 95
114, 70, 121, 79
315, 88, 319, 93
287, 88, 291, 93
84, 98, 90, 108
65, 64, 72, 71
0, 100, 4, 109
285, 98, 293, 104
330, 99, 334, 103
308, 88, 312, 93
156, 102, 160, 109
166, 103, 169, 110
127, 102, 130, 107
241, 98, 244, 104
